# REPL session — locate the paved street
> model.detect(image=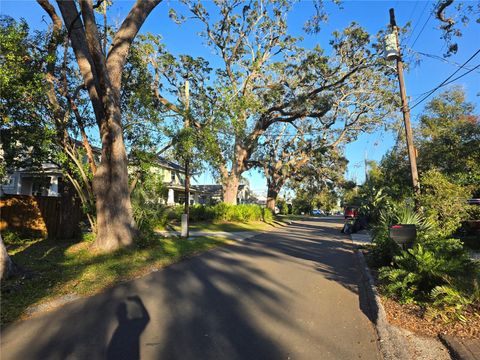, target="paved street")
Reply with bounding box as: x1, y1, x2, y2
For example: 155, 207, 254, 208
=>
1, 217, 380, 360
